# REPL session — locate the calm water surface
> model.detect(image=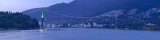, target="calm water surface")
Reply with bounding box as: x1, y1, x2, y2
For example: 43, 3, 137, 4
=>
0, 28, 160, 40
